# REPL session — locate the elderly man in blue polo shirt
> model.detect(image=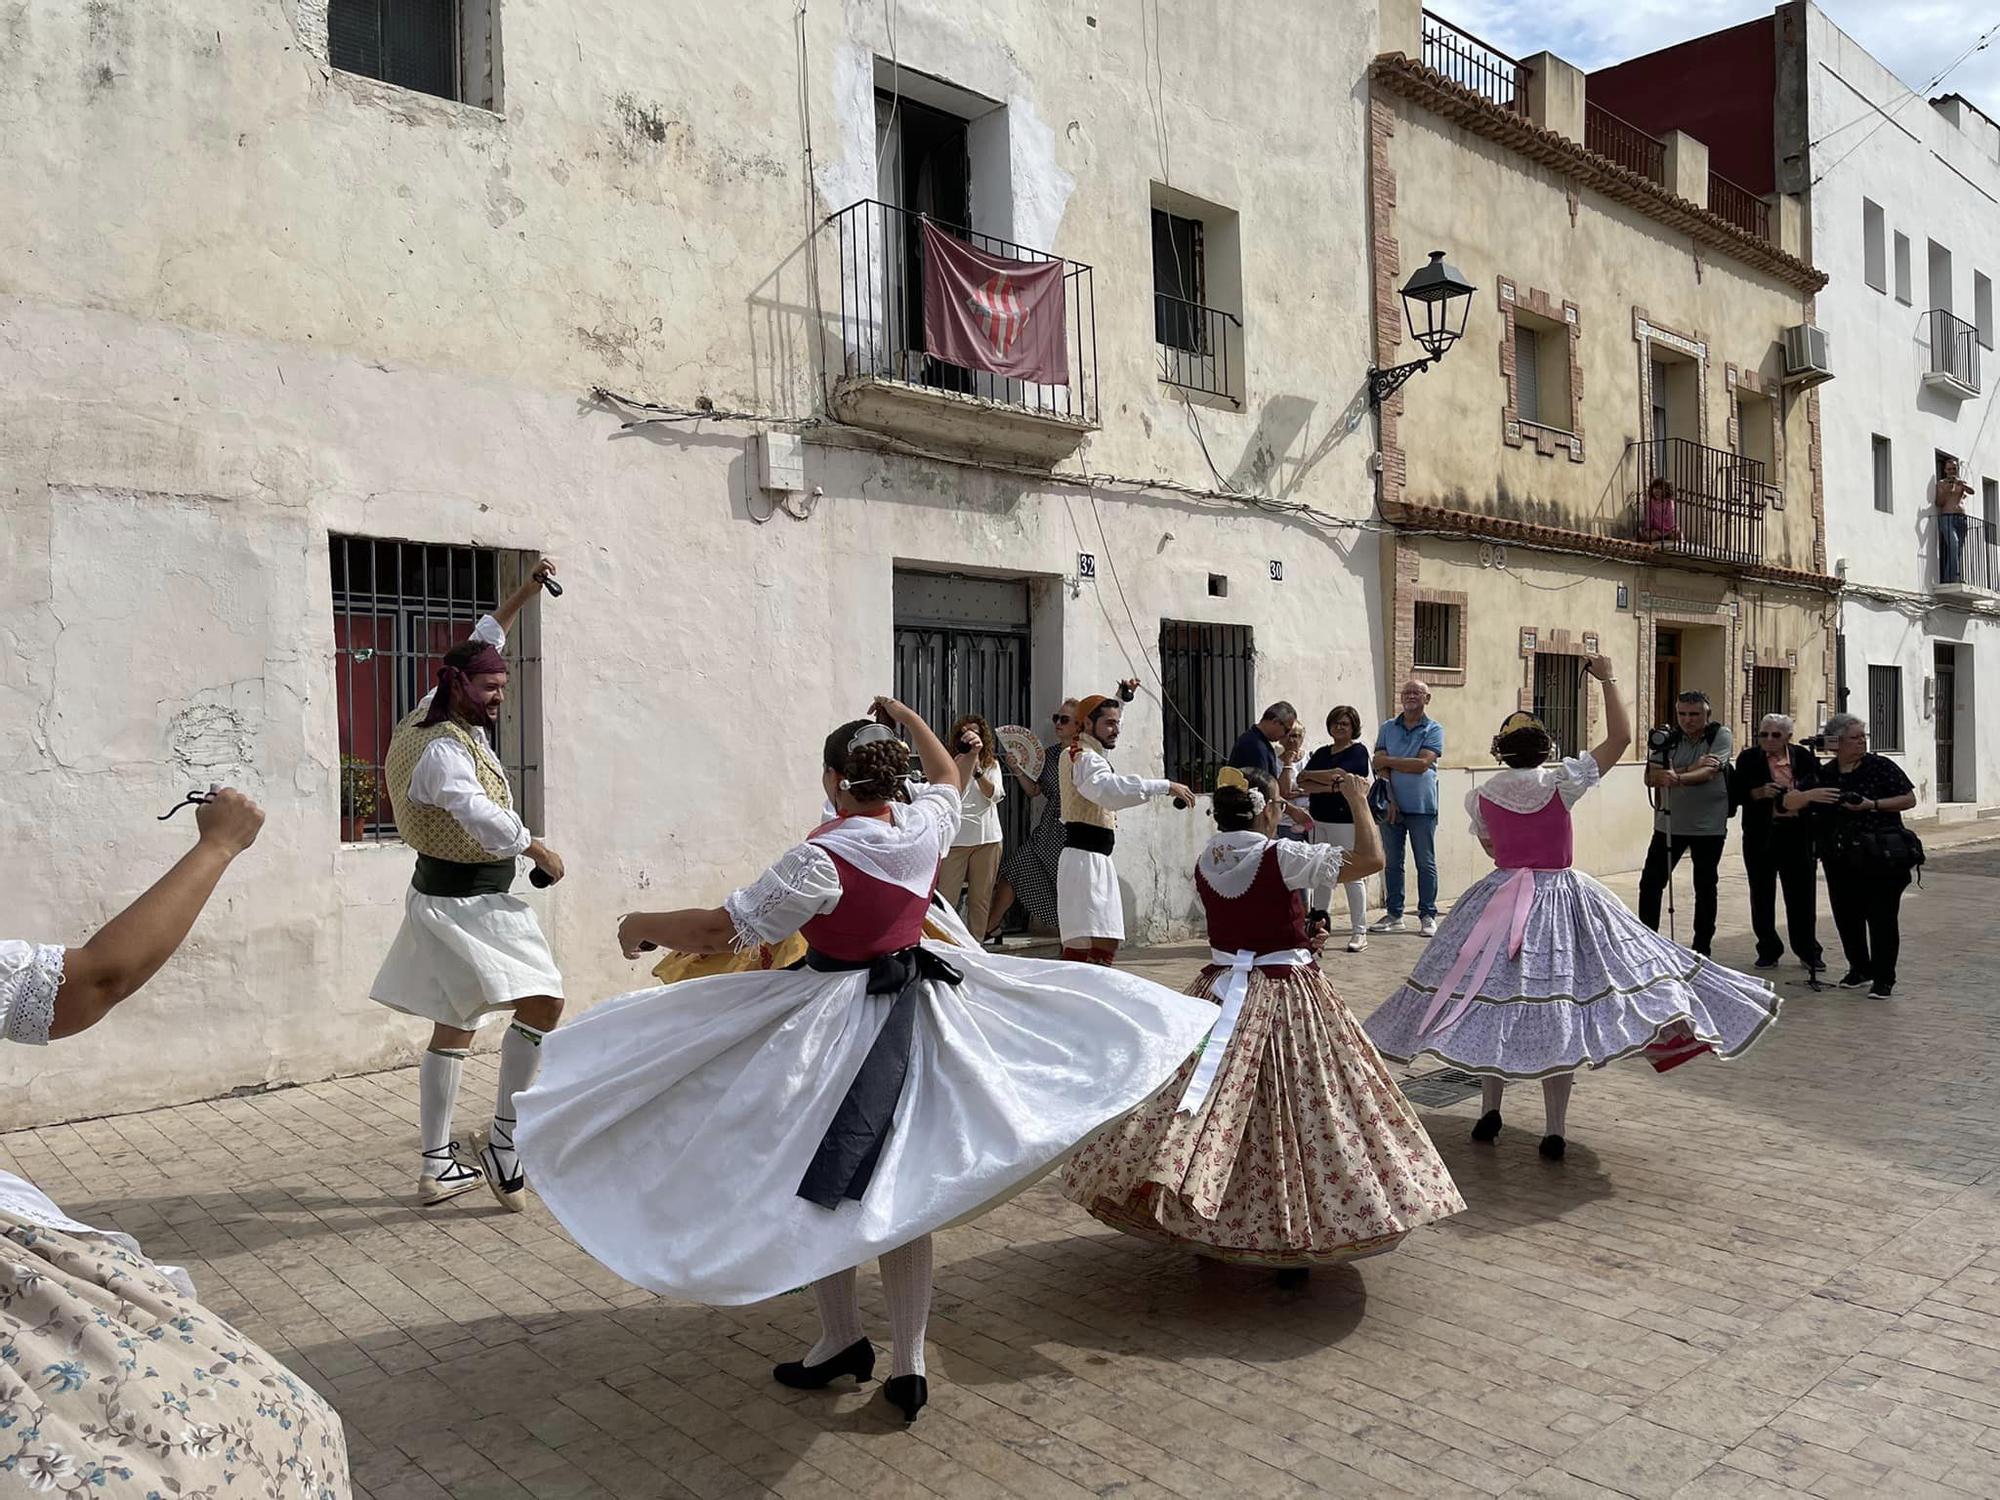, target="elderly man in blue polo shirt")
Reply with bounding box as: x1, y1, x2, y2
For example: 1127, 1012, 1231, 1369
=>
1371, 679, 1446, 936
